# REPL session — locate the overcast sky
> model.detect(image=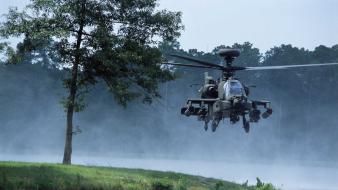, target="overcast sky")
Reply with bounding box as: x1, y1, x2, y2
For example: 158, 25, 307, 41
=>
1, 0, 337, 52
